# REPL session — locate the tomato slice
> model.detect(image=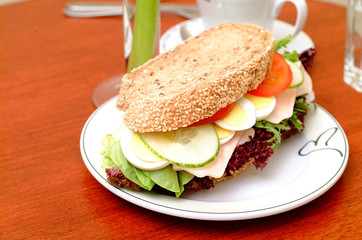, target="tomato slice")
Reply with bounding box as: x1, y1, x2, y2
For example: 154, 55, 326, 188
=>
248, 52, 292, 97
189, 104, 234, 127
